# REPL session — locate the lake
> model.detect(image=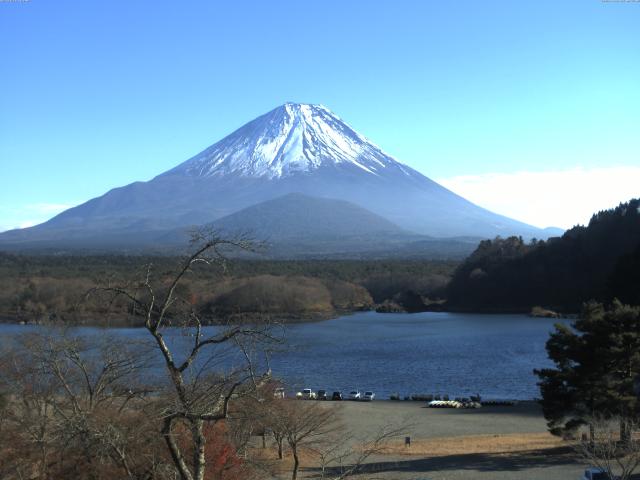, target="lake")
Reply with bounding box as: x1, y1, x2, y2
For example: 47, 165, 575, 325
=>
0, 311, 566, 400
